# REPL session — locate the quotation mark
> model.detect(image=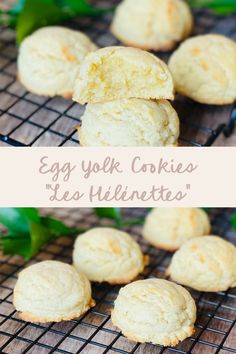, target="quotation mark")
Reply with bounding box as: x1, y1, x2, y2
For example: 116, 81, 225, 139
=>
186, 184, 191, 189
